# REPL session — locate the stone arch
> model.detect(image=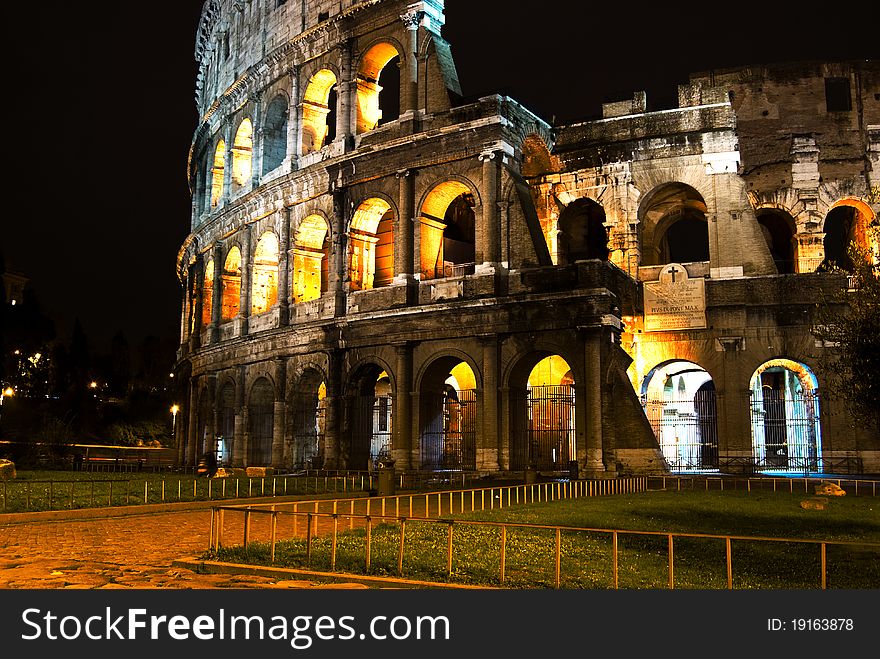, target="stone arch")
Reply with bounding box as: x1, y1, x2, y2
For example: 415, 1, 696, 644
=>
356, 40, 403, 133
210, 138, 226, 208
821, 198, 878, 271
749, 358, 822, 473
417, 353, 480, 471
418, 178, 481, 279
293, 214, 331, 303
289, 366, 327, 469
262, 94, 289, 175
556, 197, 609, 265
231, 118, 253, 190
638, 182, 710, 267
247, 376, 275, 466
221, 245, 242, 321
755, 207, 797, 274
350, 197, 395, 290
251, 231, 279, 315
302, 68, 338, 154
345, 360, 395, 470
217, 379, 236, 465
196, 387, 212, 460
